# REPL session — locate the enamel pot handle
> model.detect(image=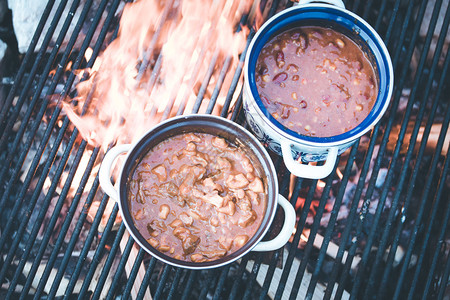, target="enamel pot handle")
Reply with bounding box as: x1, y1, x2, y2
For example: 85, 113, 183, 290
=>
281, 141, 338, 179
294, 0, 345, 8
99, 144, 132, 201
252, 194, 296, 252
